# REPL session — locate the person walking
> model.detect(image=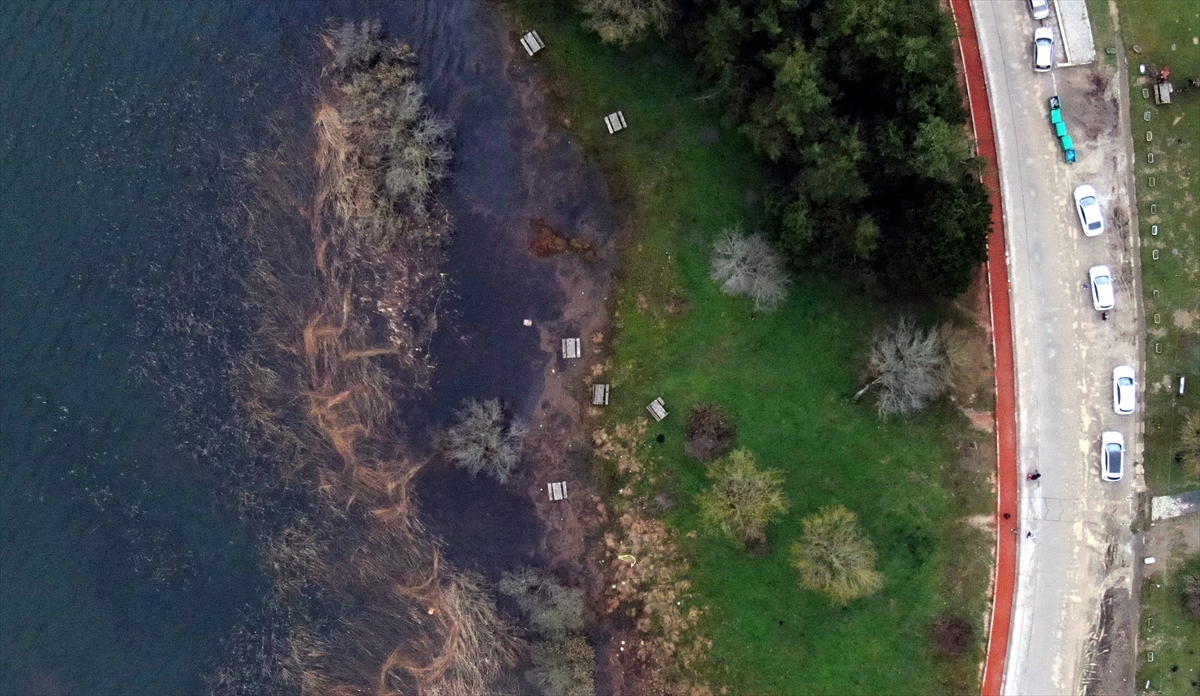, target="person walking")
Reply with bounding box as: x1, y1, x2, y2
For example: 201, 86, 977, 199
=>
1026, 471, 1041, 481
